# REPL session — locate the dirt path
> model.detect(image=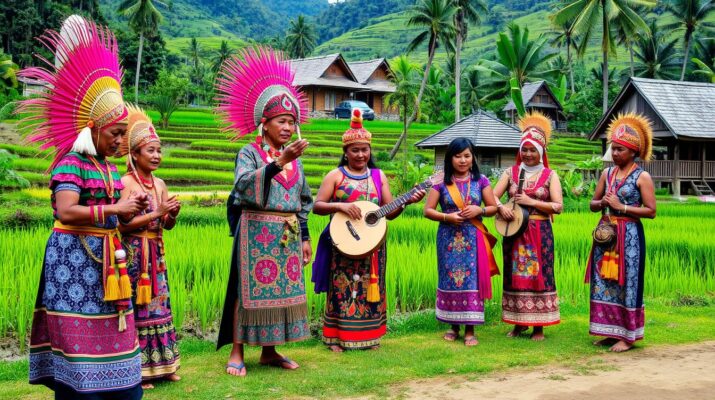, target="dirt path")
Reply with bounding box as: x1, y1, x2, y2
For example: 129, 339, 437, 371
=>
396, 341, 715, 399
